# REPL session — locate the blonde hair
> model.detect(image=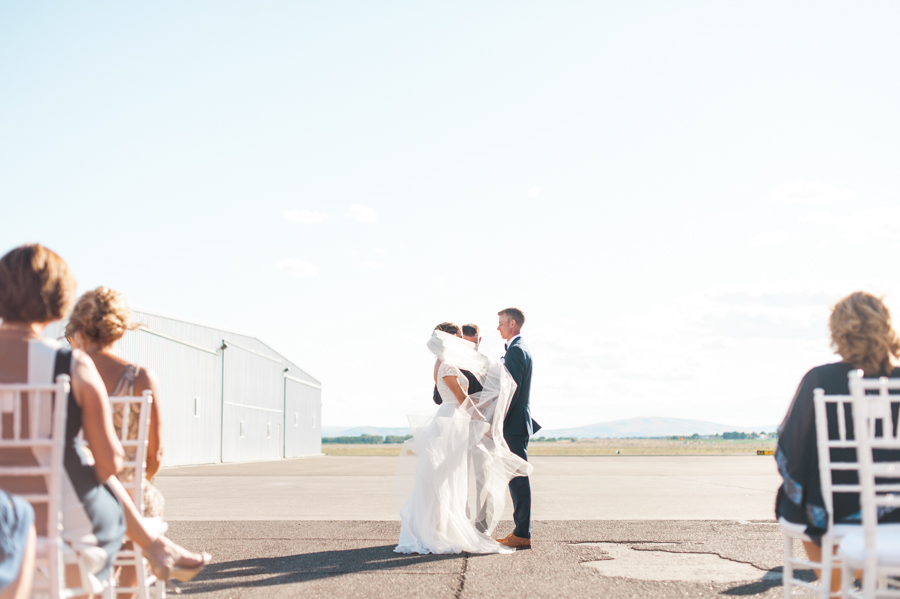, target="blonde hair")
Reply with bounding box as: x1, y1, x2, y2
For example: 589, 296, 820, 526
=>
829, 291, 900, 376
66, 287, 140, 346
498, 308, 525, 327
